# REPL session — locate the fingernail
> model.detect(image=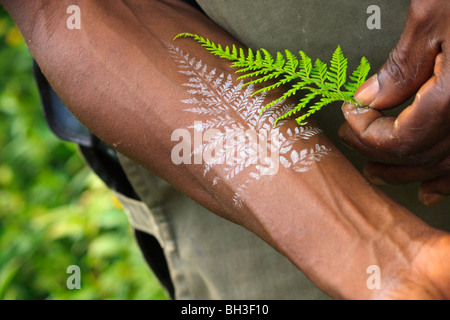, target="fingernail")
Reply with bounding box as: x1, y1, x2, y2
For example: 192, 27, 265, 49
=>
420, 193, 446, 206
354, 74, 379, 107
341, 103, 355, 120
369, 176, 387, 186
363, 168, 387, 186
